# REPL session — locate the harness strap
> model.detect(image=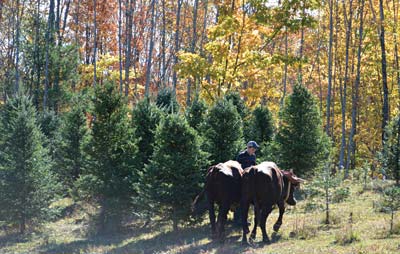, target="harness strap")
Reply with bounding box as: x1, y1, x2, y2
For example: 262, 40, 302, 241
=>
284, 181, 291, 203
